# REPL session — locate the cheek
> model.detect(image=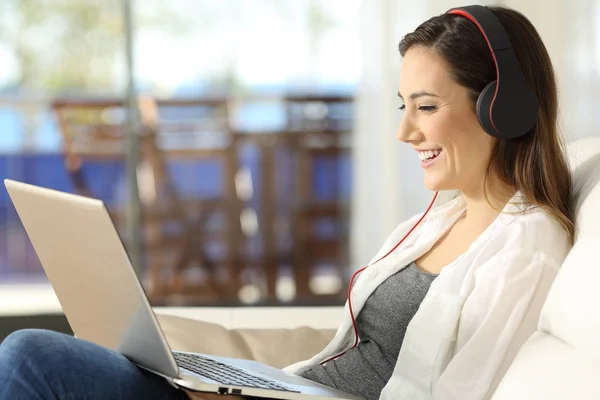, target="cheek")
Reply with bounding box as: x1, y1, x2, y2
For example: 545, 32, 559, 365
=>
420, 111, 493, 168
453, 132, 496, 172
472, 134, 496, 161
441, 131, 492, 170
420, 117, 448, 144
